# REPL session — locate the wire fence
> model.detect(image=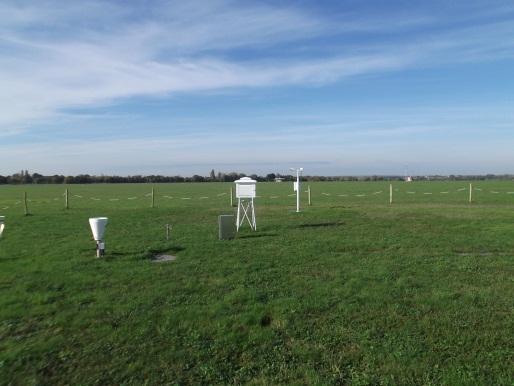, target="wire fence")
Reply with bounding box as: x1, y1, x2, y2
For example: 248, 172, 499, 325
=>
1, 182, 514, 213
